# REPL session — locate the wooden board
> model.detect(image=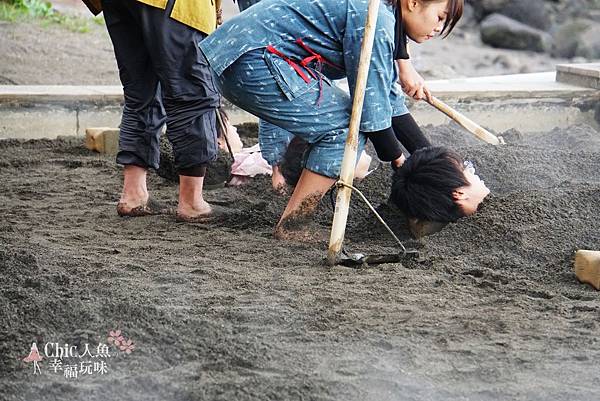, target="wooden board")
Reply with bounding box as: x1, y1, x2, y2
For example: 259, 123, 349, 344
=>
574, 250, 600, 290
85, 127, 119, 155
